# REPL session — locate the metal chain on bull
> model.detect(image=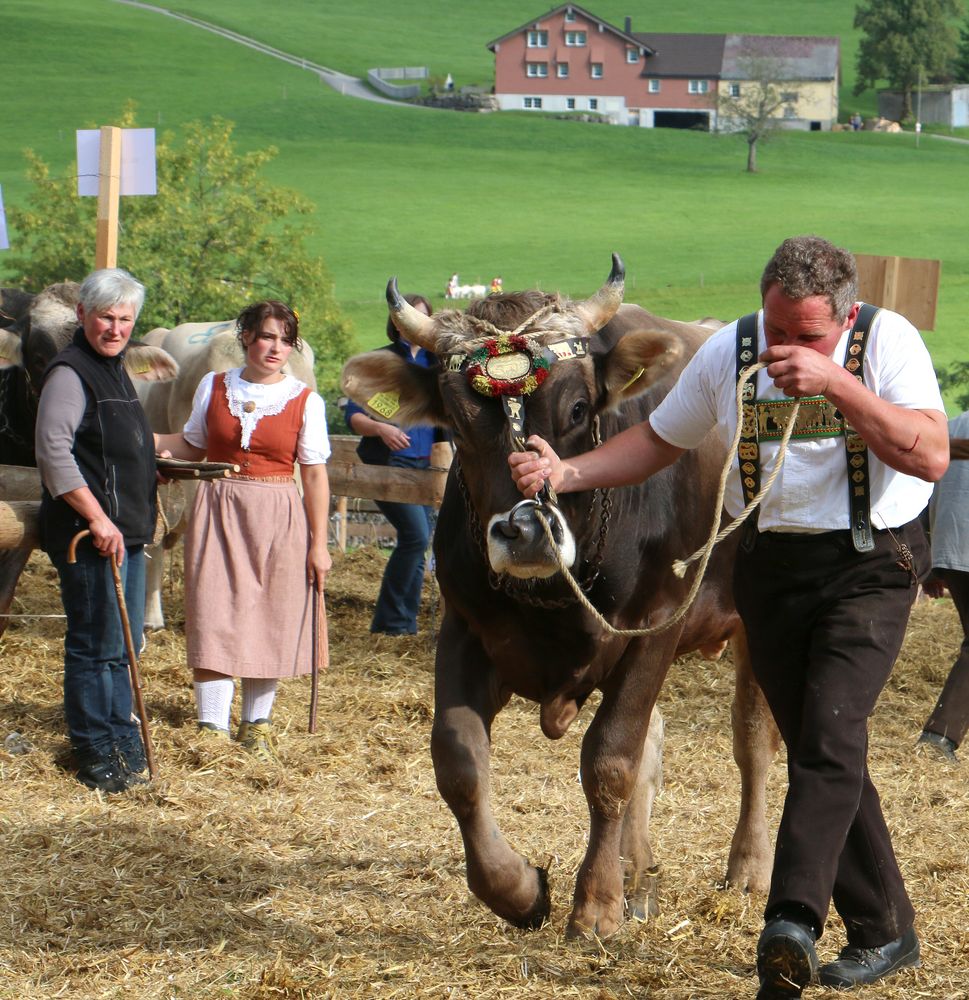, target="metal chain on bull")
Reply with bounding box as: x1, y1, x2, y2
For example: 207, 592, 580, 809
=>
533, 361, 801, 637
